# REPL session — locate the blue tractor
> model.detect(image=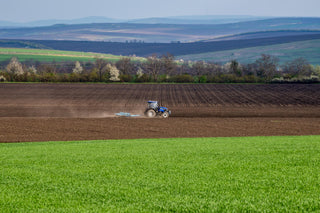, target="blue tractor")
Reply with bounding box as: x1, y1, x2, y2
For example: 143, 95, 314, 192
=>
145, 101, 171, 118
